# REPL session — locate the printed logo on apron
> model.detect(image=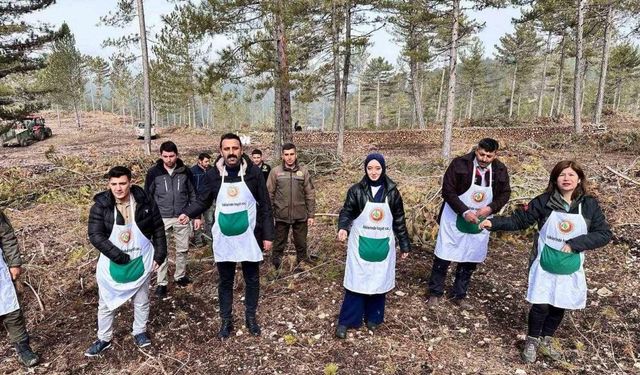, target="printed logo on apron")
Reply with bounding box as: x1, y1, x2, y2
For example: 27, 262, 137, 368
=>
472, 191, 485, 203
370, 207, 384, 222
